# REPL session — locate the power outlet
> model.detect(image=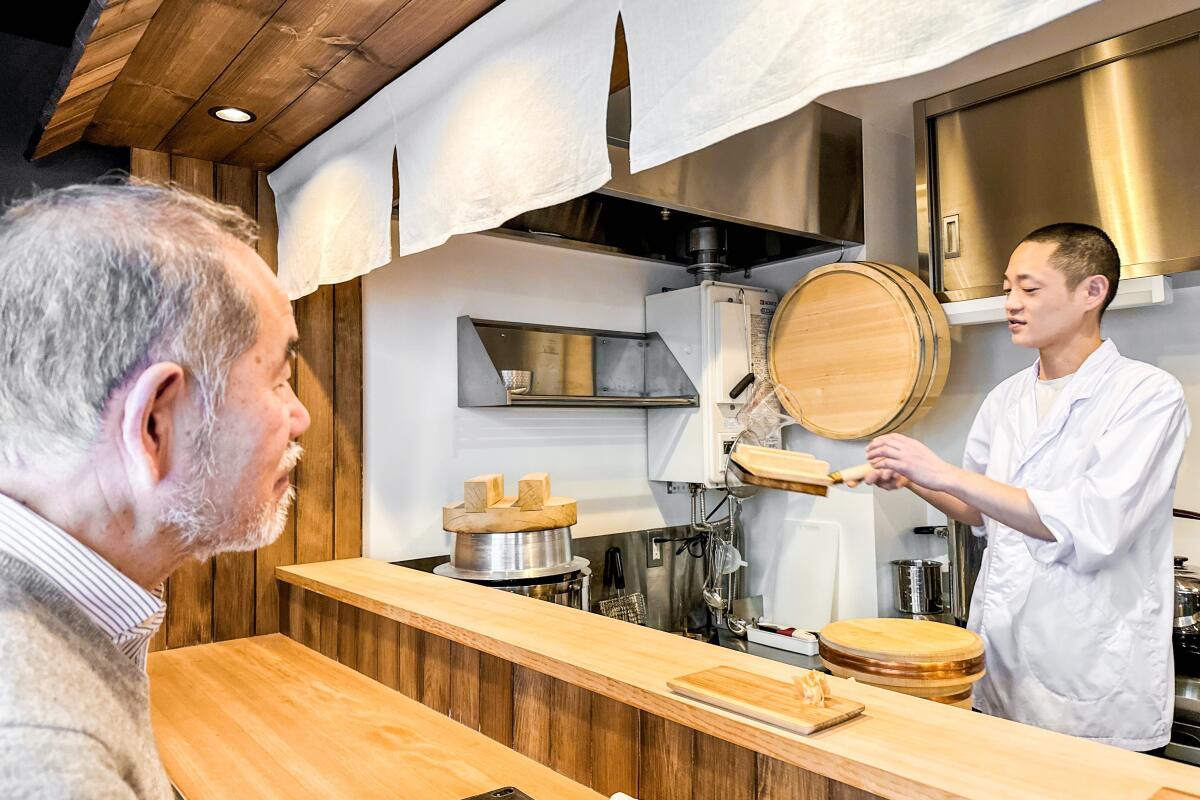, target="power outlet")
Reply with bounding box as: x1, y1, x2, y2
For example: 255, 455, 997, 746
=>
646, 531, 664, 568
